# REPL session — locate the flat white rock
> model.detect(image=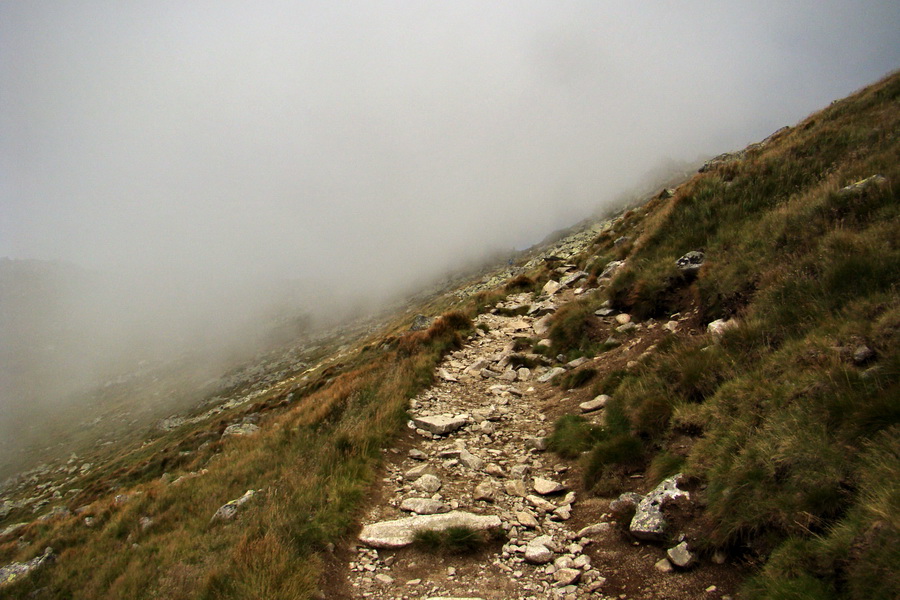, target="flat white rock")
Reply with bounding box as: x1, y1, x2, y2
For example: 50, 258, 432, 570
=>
359, 511, 502, 549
